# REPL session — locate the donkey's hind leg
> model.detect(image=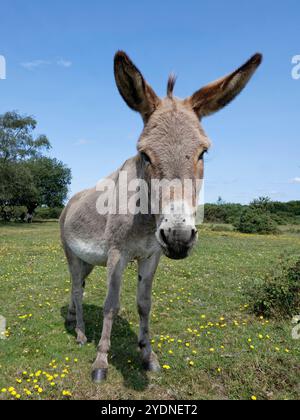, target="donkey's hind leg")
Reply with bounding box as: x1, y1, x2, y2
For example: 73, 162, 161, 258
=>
64, 246, 94, 345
